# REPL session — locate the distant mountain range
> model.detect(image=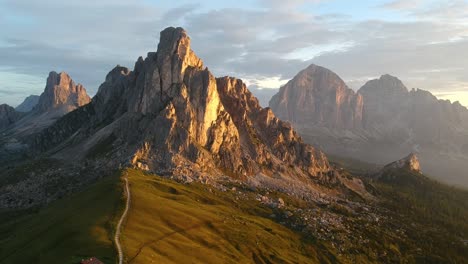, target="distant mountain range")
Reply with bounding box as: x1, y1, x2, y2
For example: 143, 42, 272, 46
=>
270, 64, 468, 187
